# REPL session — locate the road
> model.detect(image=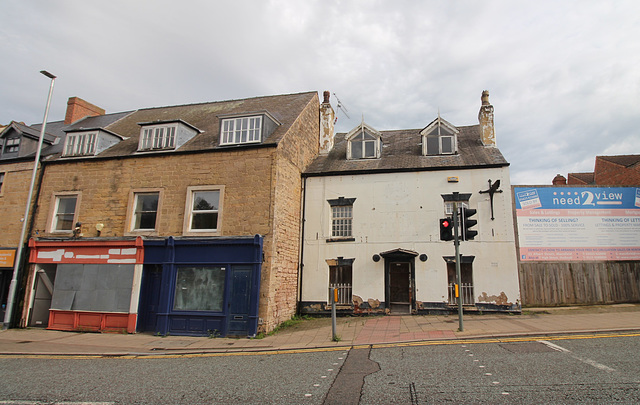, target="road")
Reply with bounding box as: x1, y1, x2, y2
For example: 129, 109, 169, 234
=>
0, 334, 638, 404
